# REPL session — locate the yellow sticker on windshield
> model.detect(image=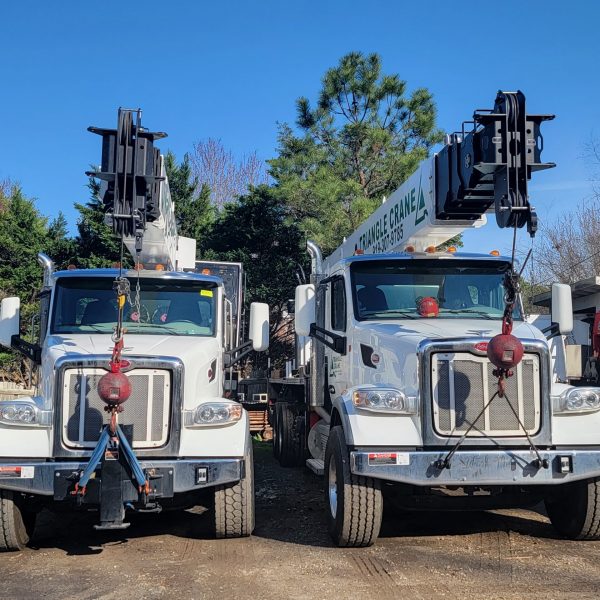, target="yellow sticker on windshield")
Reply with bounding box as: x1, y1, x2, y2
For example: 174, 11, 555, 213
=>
200, 289, 213, 297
